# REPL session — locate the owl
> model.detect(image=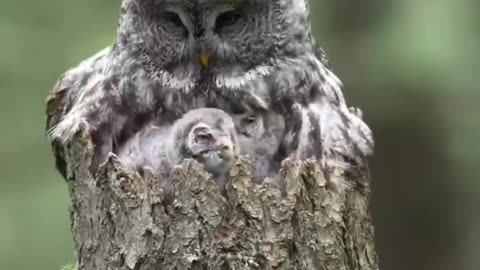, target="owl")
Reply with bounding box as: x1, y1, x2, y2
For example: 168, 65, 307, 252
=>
45, 0, 374, 179
118, 108, 238, 202
230, 107, 284, 182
